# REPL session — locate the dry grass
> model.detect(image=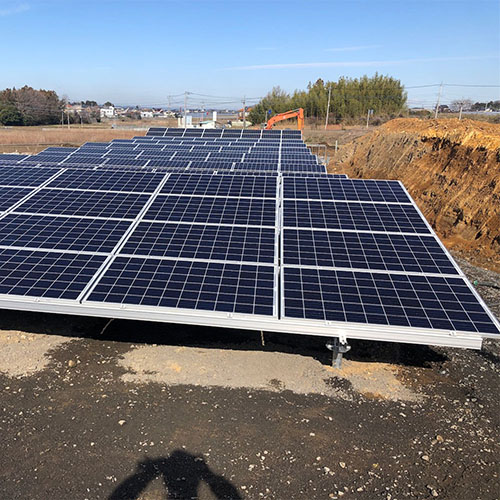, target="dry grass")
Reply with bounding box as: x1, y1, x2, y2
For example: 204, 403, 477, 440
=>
0, 126, 147, 153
